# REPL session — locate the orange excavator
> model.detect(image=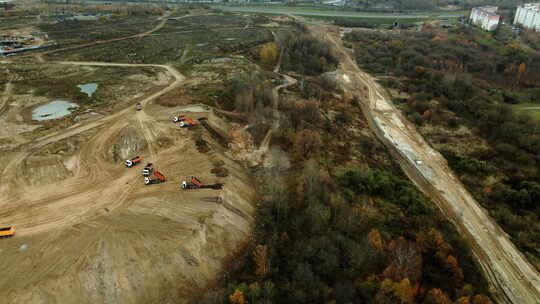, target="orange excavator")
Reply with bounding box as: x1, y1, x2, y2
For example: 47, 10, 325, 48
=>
181, 176, 223, 190
0, 226, 15, 238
